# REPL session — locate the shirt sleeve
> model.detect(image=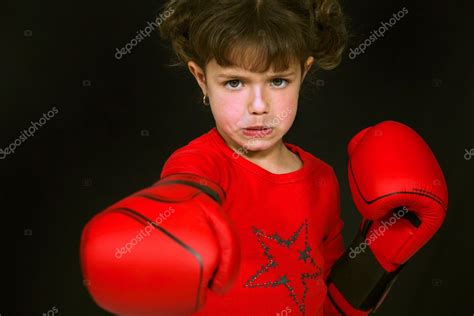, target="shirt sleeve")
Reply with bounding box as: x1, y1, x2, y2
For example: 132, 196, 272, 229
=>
321, 167, 345, 281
